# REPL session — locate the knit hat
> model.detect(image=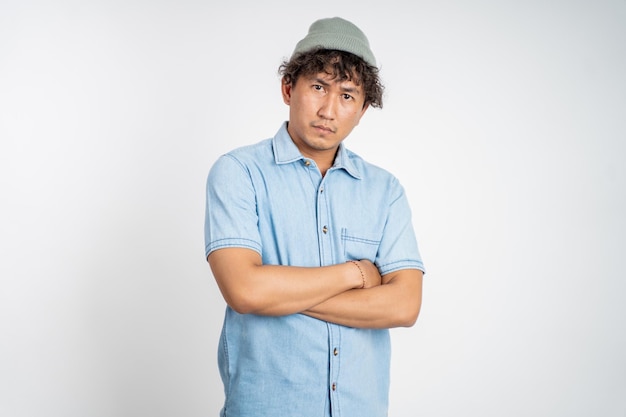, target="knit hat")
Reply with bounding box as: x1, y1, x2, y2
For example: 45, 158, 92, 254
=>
292, 17, 377, 67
